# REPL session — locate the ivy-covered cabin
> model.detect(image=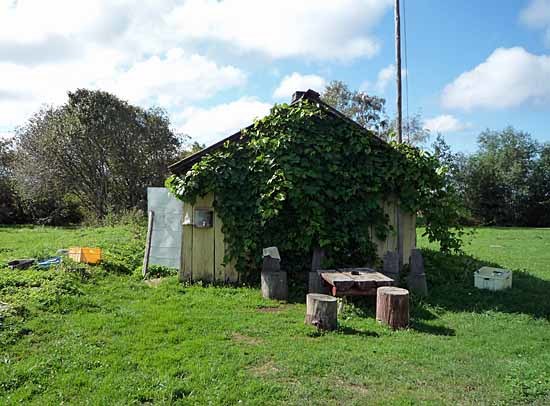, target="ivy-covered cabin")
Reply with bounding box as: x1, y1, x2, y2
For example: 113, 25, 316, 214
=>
168, 90, 418, 283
